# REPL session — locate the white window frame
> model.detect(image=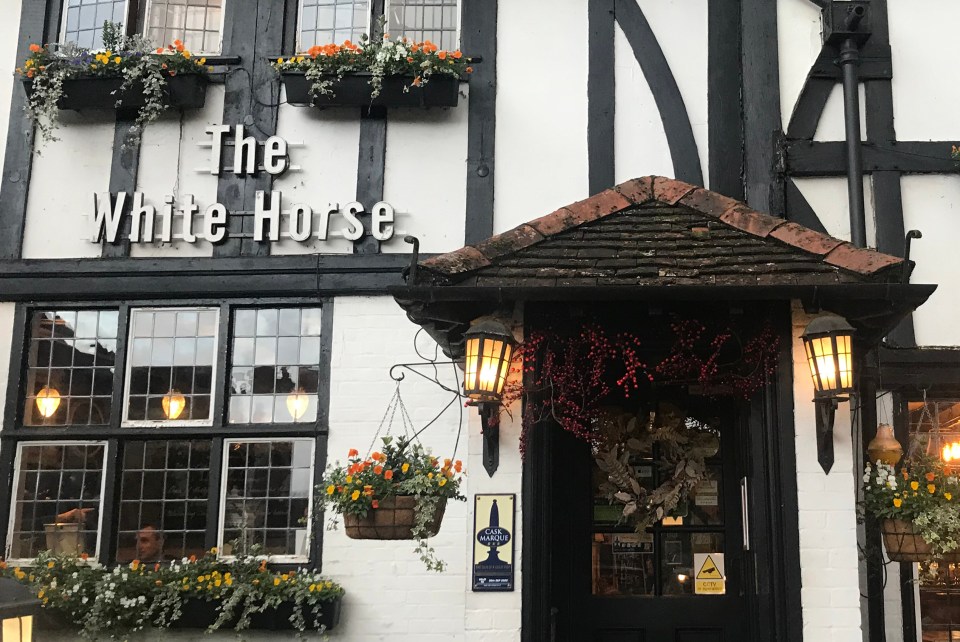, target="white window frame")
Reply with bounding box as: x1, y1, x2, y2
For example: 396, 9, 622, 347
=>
141, 0, 226, 55
383, 0, 461, 48
5, 440, 110, 566
59, 0, 131, 48
121, 306, 221, 428
295, 0, 373, 52
217, 438, 316, 564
